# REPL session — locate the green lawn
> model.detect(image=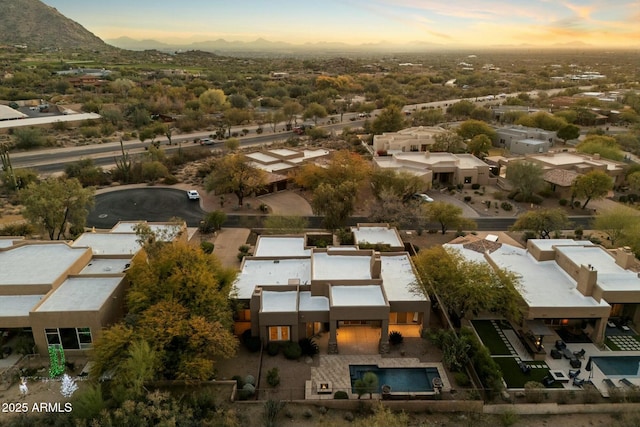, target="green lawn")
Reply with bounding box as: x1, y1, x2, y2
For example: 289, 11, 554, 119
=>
493, 357, 562, 389
471, 320, 511, 355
